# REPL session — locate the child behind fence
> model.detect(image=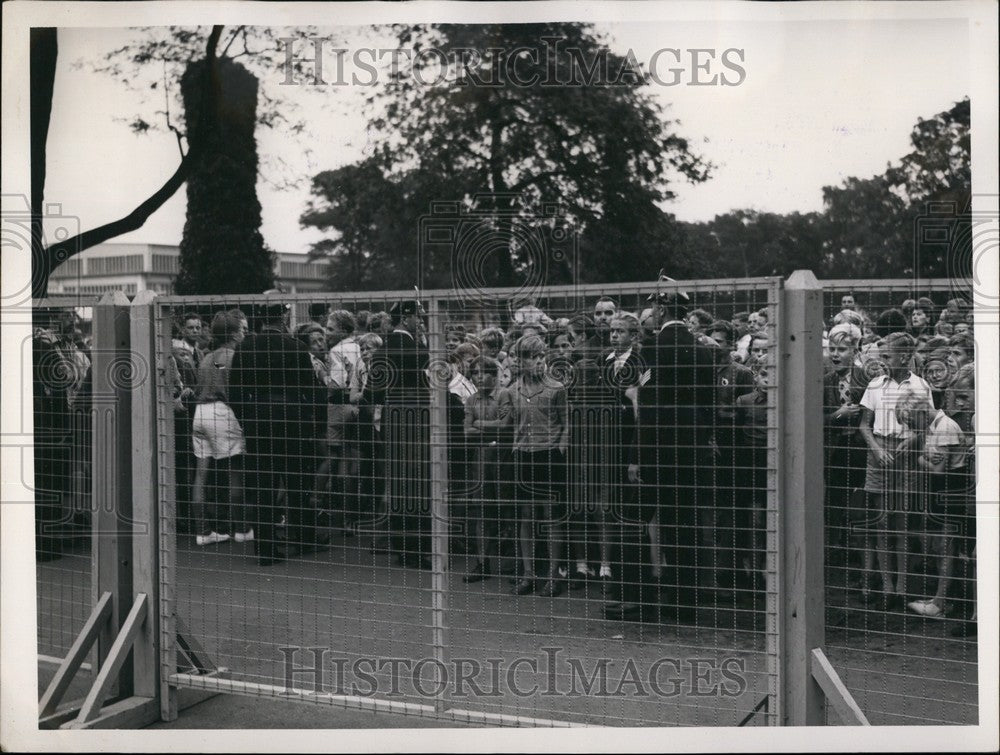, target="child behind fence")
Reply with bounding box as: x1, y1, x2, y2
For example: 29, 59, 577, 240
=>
498, 334, 570, 597
461, 356, 513, 583
857, 331, 933, 612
